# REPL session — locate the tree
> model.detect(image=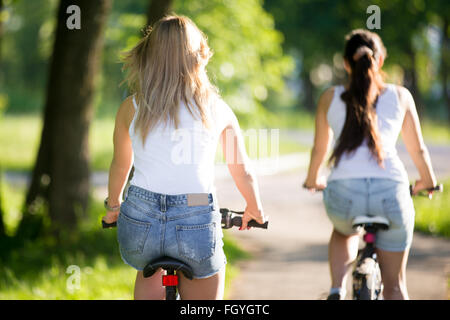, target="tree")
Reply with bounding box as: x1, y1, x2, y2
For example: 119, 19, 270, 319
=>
175, 0, 293, 122
264, 0, 353, 110
442, 17, 450, 121
0, 0, 5, 238
18, 0, 112, 238
146, 0, 173, 28
0, 0, 3, 61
